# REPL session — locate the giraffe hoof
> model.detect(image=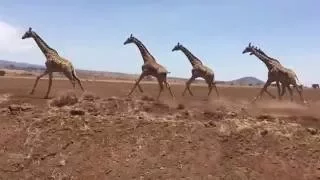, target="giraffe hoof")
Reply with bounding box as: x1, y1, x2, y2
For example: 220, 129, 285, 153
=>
29, 91, 34, 95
